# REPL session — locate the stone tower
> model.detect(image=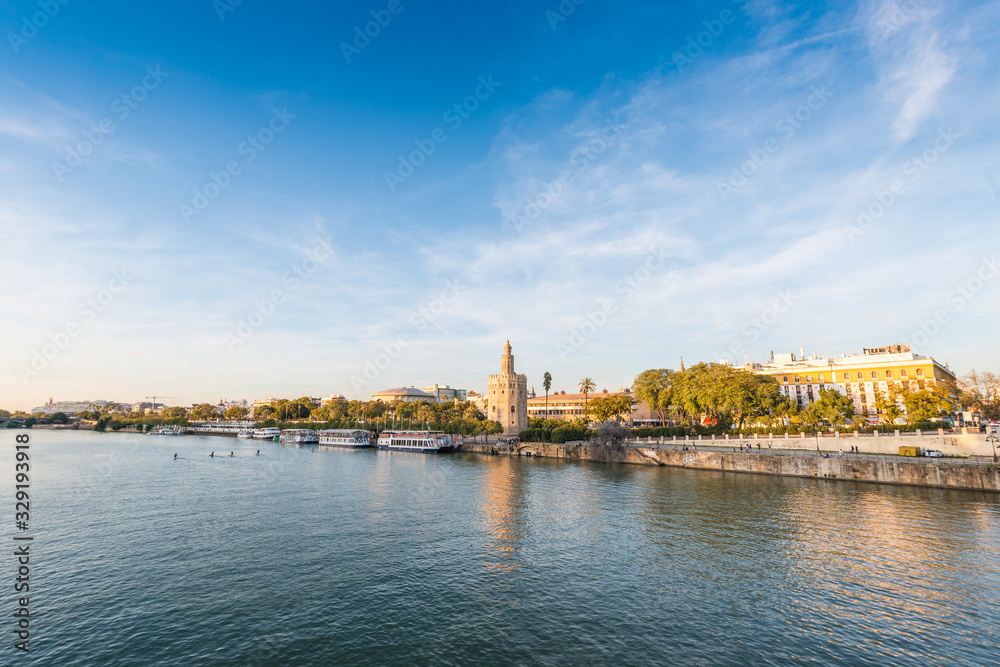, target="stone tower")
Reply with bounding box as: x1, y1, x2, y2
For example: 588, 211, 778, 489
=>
488, 340, 528, 435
